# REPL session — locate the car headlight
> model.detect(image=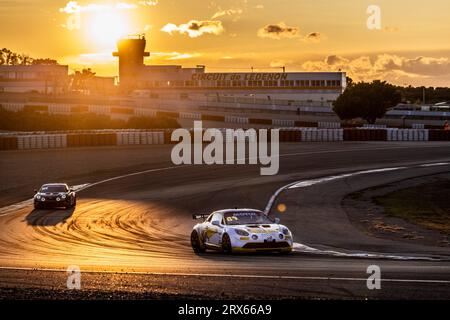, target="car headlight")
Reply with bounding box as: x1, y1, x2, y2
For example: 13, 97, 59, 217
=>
282, 227, 290, 235
61, 194, 67, 199
35, 195, 41, 200
235, 229, 249, 236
